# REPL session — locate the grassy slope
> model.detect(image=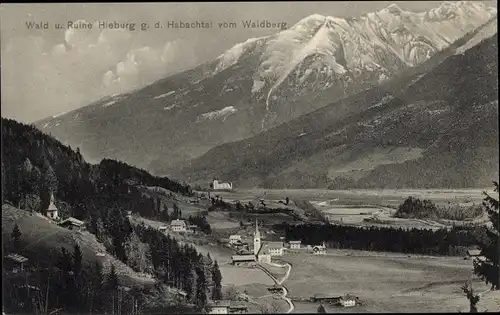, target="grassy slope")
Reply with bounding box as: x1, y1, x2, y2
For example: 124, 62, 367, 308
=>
2, 204, 155, 287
